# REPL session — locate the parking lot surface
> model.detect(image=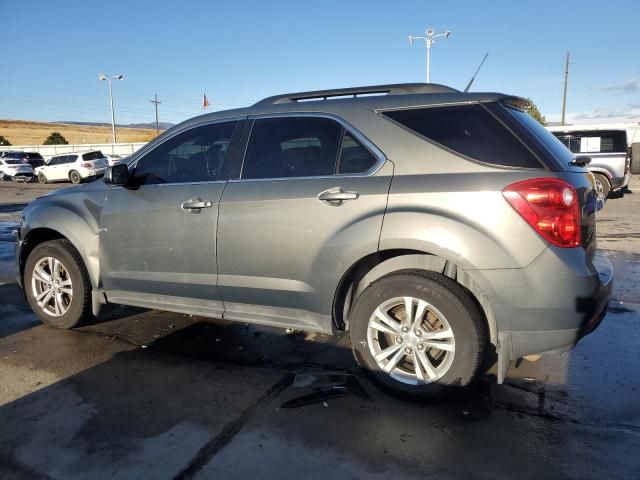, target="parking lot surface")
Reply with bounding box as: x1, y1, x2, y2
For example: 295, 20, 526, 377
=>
0, 178, 639, 479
